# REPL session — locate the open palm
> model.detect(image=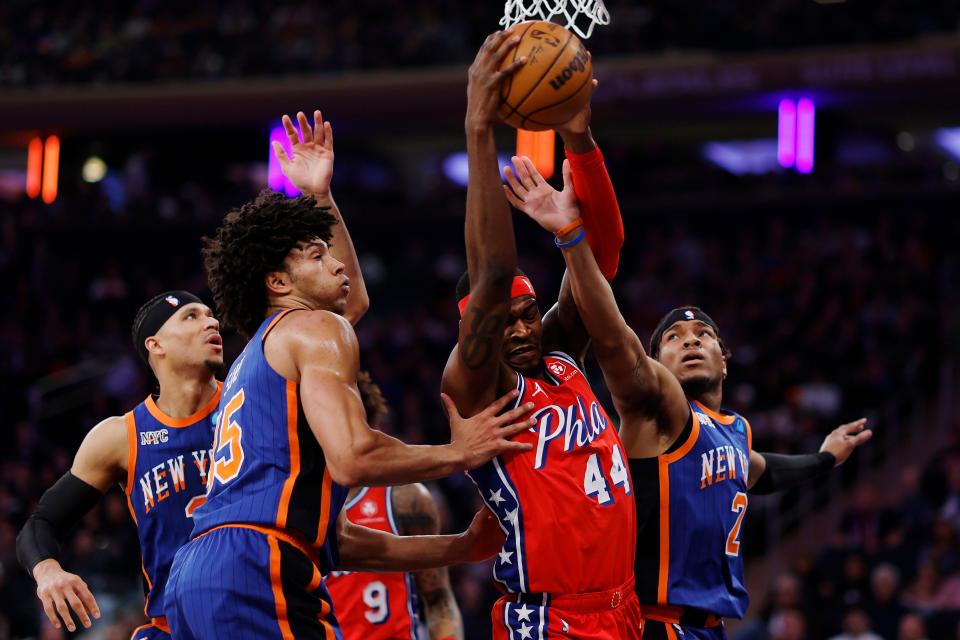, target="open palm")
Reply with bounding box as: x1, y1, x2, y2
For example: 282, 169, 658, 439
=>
273, 110, 334, 196
503, 156, 579, 234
